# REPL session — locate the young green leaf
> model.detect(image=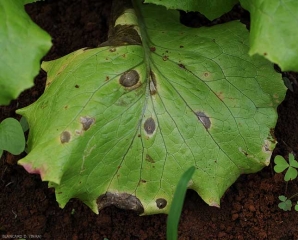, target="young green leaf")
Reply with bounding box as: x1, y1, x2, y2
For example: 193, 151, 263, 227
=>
274, 154, 298, 181
274, 155, 289, 173
278, 195, 292, 211
167, 166, 195, 240
278, 195, 287, 202
16, 0, 286, 214
0, 0, 51, 105
295, 202, 298, 212
284, 167, 297, 181
289, 154, 298, 169
0, 118, 25, 155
